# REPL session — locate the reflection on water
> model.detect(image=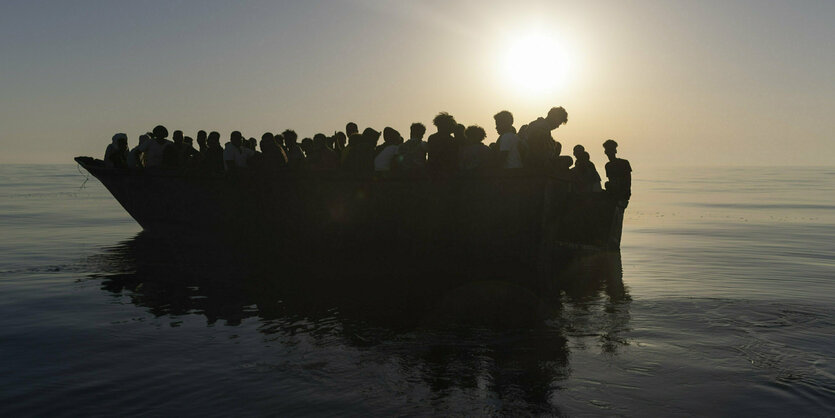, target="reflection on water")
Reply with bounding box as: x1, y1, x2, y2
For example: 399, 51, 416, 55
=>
89, 232, 629, 414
